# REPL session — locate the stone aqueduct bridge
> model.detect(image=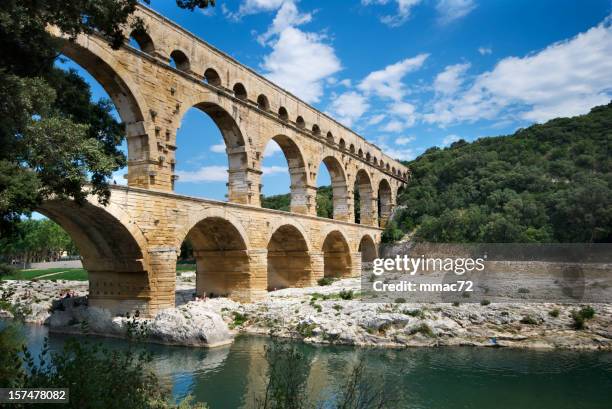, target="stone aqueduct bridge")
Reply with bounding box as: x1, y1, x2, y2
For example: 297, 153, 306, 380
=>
42, 5, 410, 317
